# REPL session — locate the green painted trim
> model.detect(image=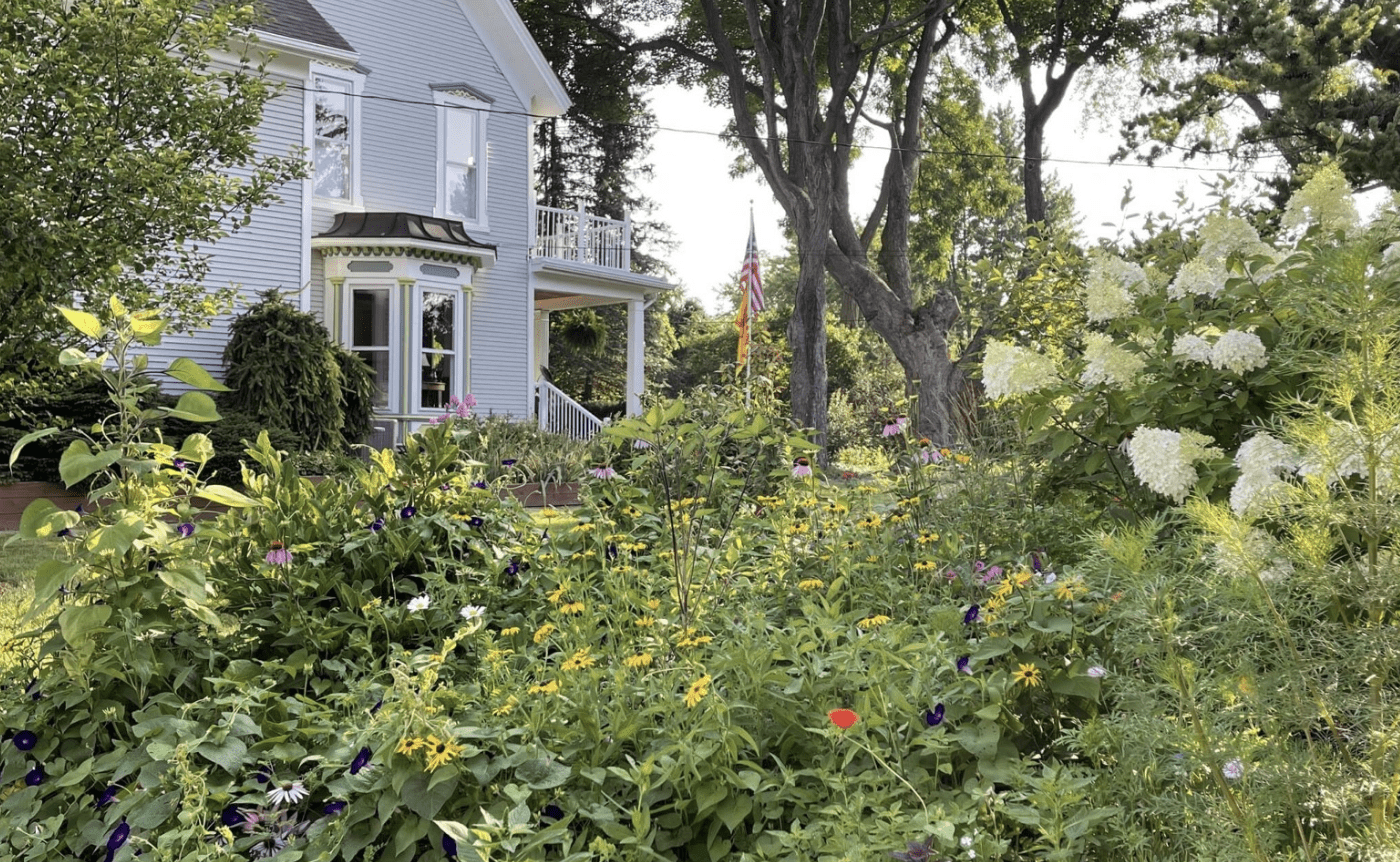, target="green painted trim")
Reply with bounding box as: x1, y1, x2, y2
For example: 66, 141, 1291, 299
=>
317, 244, 486, 267
399, 288, 413, 416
